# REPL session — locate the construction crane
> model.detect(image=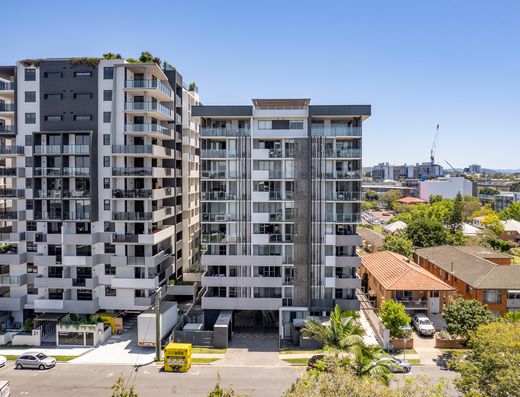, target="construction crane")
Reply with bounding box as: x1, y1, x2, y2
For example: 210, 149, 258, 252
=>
445, 160, 459, 175
430, 124, 440, 165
